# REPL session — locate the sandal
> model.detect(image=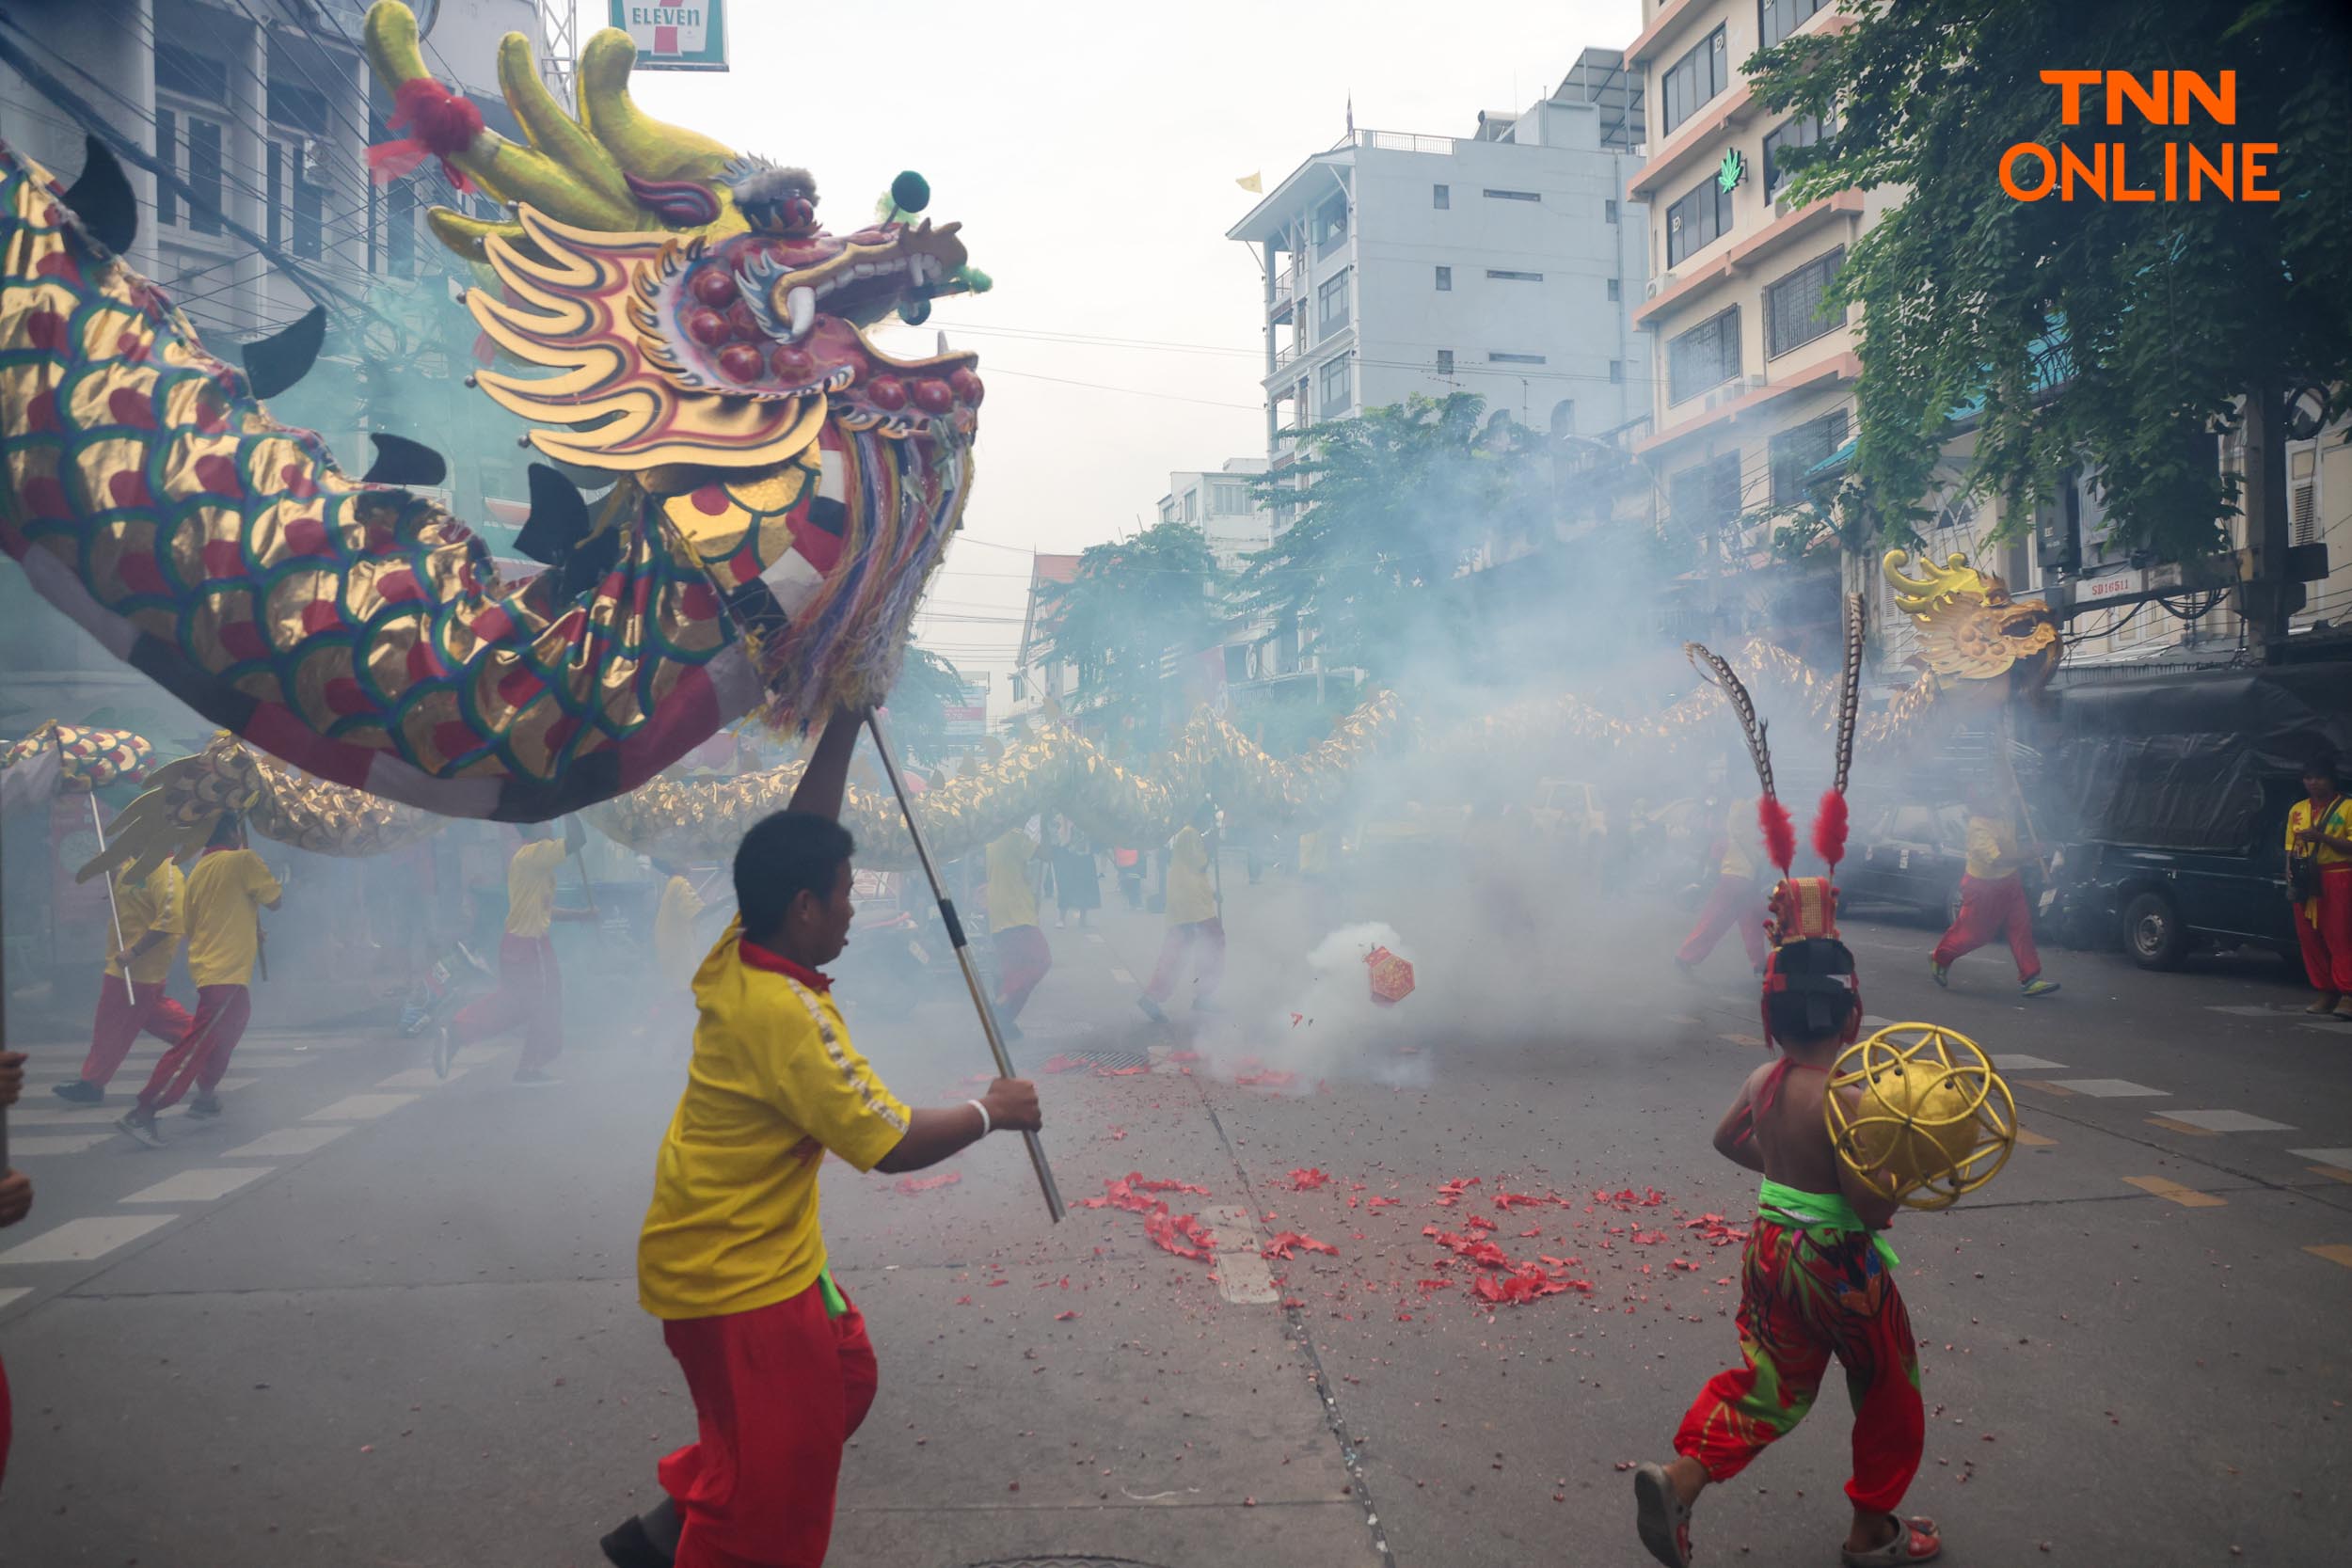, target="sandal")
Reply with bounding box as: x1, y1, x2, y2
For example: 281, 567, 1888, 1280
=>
1632, 1462, 1694, 1568
1841, 1514, 1942, 1565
